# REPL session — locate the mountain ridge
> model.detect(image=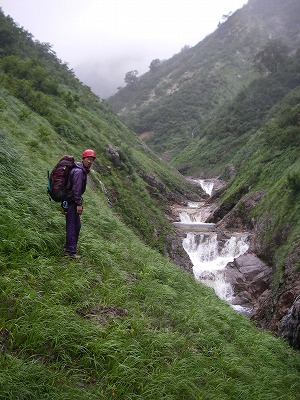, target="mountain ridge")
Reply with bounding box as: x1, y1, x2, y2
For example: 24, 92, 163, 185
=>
107, 0, 300, 165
